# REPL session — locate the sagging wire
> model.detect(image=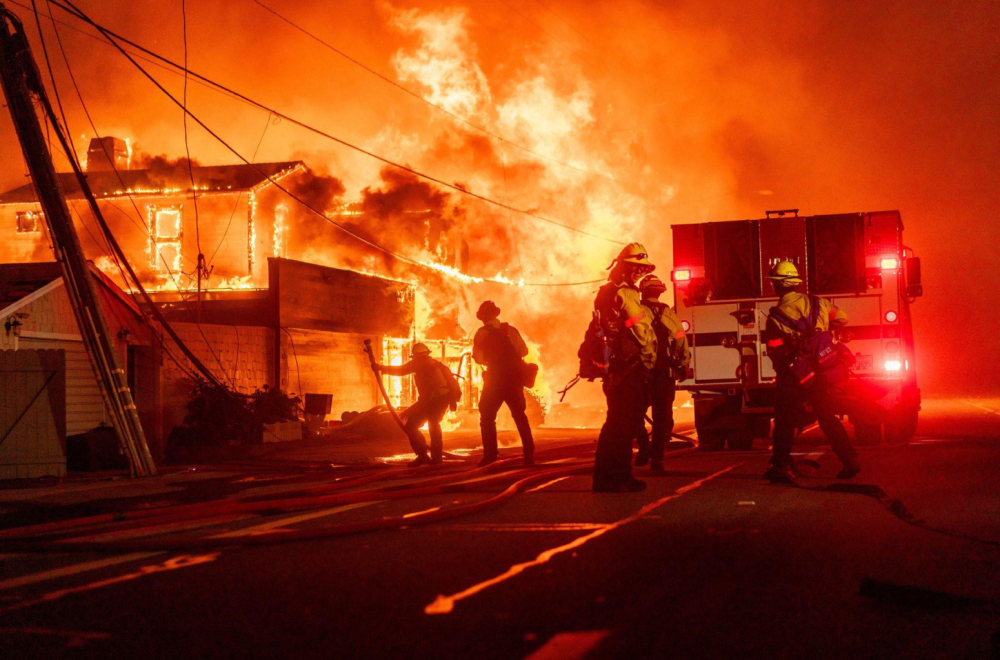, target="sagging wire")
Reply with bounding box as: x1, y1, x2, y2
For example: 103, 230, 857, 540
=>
48, 0, 628, 251
180, 0, 206, 291
208, 111, 274, 269
35, 2, 242, 391
245, 0, 622, 185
